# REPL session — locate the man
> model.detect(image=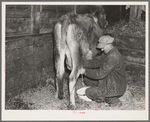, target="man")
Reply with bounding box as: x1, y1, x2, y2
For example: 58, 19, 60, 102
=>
77, 35, 127, 107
